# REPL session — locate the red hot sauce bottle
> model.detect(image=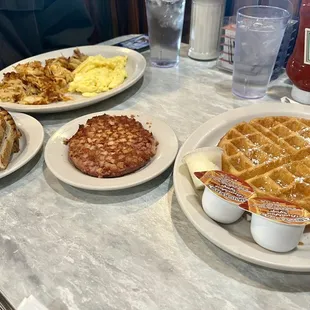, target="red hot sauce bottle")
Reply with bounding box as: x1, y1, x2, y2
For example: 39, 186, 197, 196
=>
286, 0, 310, 104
